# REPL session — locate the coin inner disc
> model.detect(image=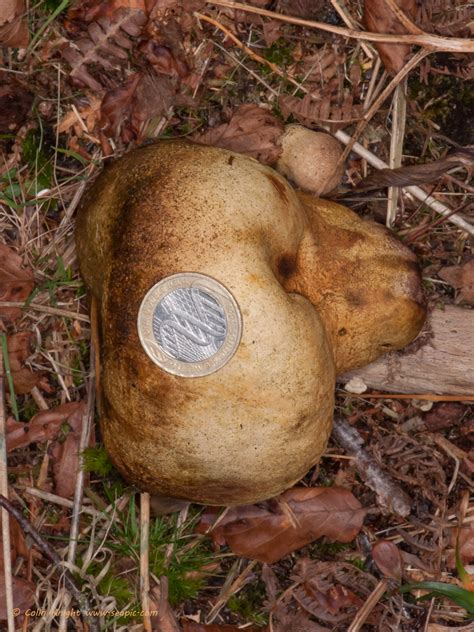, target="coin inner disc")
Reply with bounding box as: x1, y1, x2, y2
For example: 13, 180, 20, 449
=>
152, 287, 228, 363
